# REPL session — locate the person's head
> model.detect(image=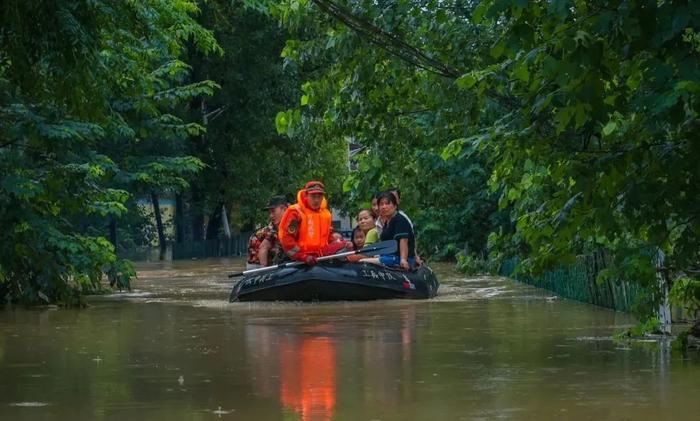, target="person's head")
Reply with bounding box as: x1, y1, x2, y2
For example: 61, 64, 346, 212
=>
377, 191, 398, 218
351, 226, 365, 250
303, 181, 325, 210
357, 209, 375, 233
387, 186, 401, 205
331, 232, 343, 243
263, 195, 288, 225
370, 192, 381, 218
